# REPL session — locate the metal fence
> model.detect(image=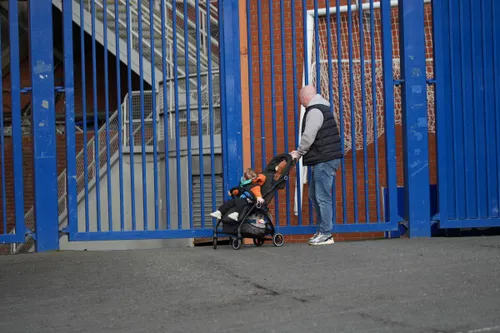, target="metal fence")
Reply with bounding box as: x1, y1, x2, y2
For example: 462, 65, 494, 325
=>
1, 0, 499, 252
